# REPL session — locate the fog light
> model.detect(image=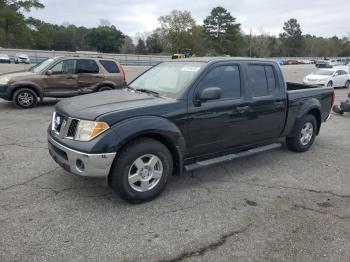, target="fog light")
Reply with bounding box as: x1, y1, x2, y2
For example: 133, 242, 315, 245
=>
76, 159, 85, 172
